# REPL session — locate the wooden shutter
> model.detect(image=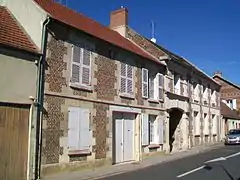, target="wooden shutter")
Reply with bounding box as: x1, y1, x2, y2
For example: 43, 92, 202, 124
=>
149, 77, 155, 99
157, 73, 164, 100
141, 114, 149, 146
126, 64, 133, 95
120, 62, 127, 93
233, 99, 237, 109
81, 44, 92, 86
68, 107, 80, 150
158, 116, 164, 144
79, 108, 92, 151
71, 46, 81, 83
142, 68, 148, 98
